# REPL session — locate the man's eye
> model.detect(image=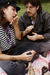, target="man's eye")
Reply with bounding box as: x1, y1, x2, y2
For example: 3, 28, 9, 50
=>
30, 7, 32, 8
